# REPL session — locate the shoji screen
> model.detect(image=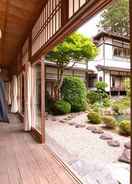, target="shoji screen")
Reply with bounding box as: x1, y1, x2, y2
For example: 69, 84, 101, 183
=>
32, 0, 61, 55
69, 0, 87, 18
